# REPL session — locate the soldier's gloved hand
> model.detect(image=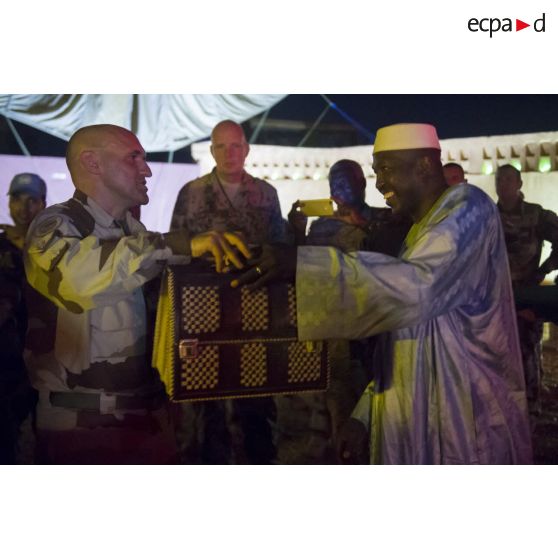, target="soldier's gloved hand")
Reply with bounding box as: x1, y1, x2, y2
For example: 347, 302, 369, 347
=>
191, 231, 252, 273
336, 418, 369, 465
231, 243, 297, 290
